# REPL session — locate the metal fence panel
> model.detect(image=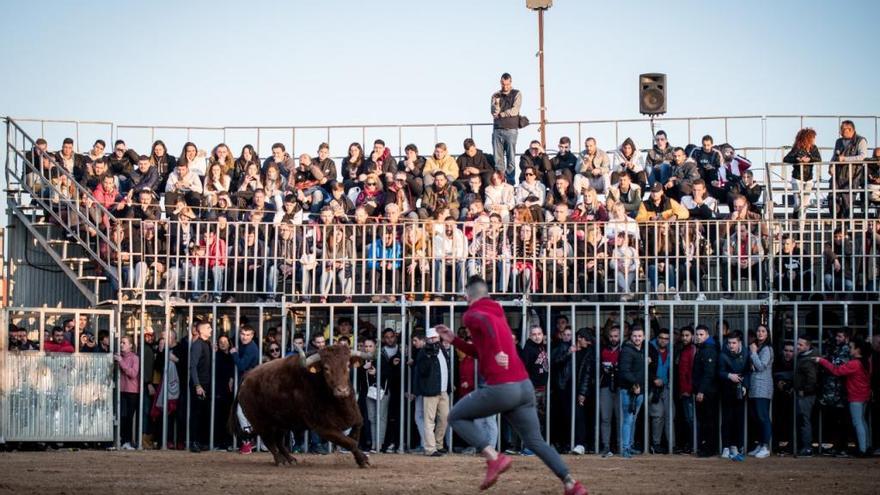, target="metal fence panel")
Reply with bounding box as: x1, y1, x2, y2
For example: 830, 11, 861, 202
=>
0, 352, 115, 441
